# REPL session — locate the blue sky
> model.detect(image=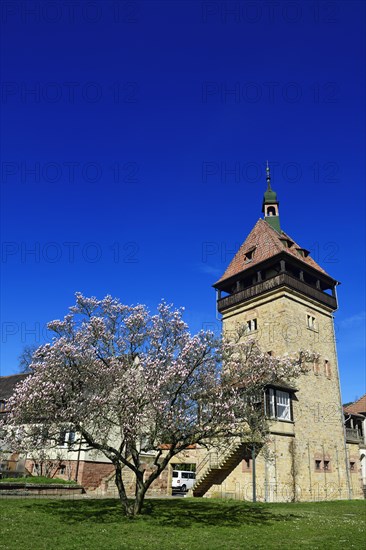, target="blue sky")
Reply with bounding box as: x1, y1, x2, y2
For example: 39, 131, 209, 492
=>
0, 0, 365, 403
